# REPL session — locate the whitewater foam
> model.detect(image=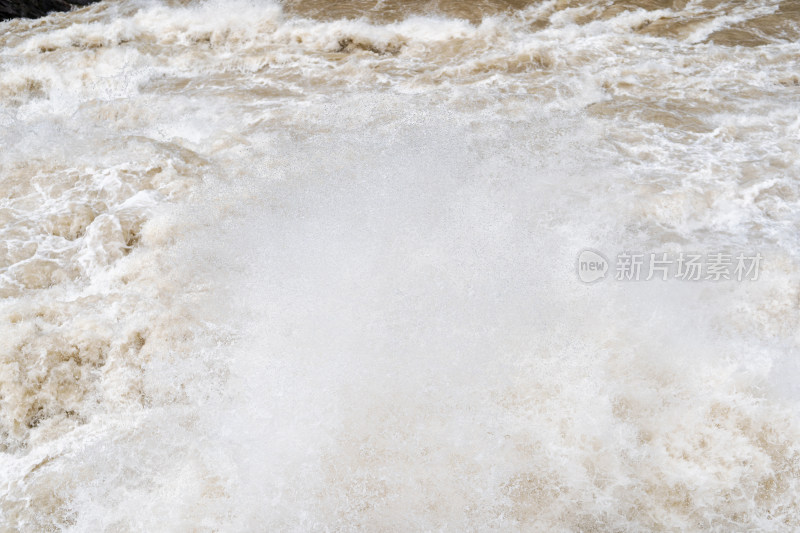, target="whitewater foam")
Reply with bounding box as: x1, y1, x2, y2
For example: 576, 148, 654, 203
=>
1, 0, 799, 529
